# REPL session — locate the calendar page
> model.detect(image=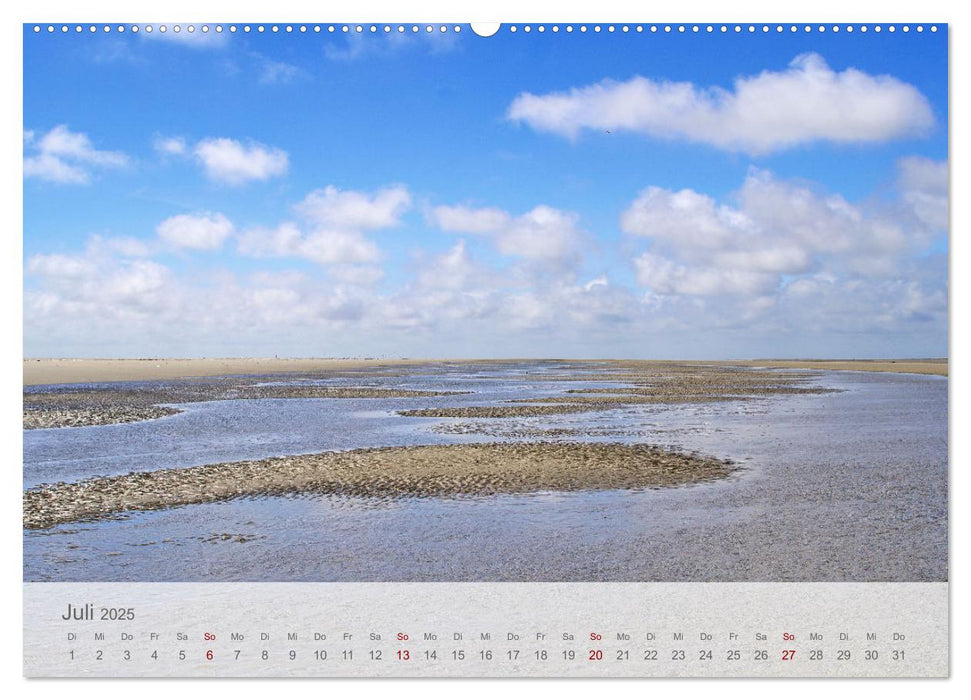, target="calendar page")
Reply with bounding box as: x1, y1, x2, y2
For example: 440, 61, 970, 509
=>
21, 16, 949, 679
